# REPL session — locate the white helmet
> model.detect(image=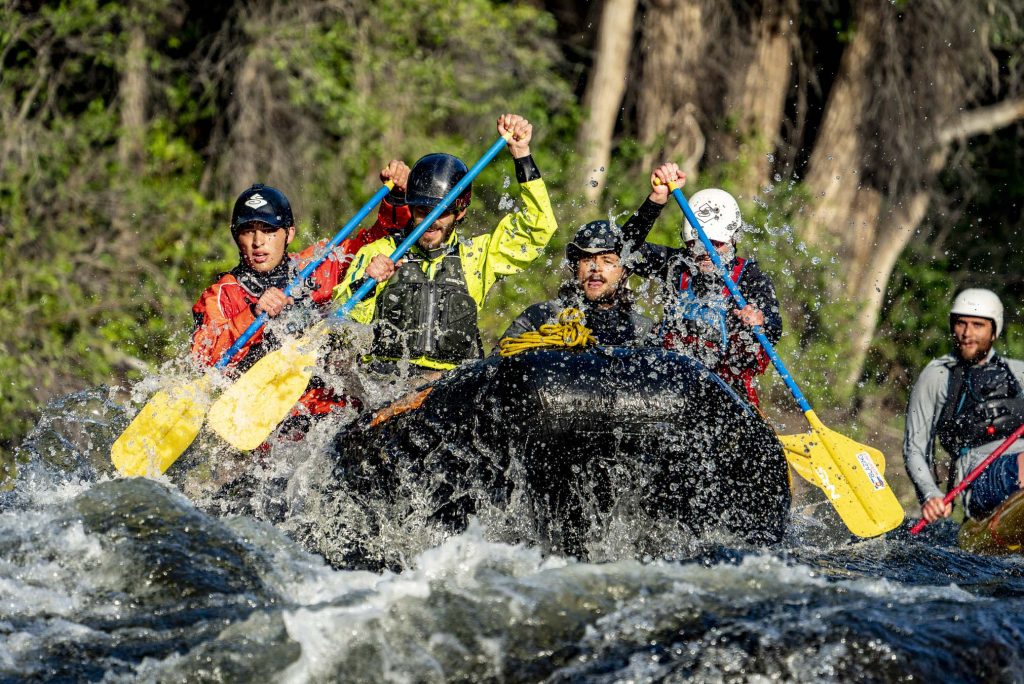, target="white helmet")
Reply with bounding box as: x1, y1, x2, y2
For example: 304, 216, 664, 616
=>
682, 188, 743, 243
950, 288, 1003, 338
